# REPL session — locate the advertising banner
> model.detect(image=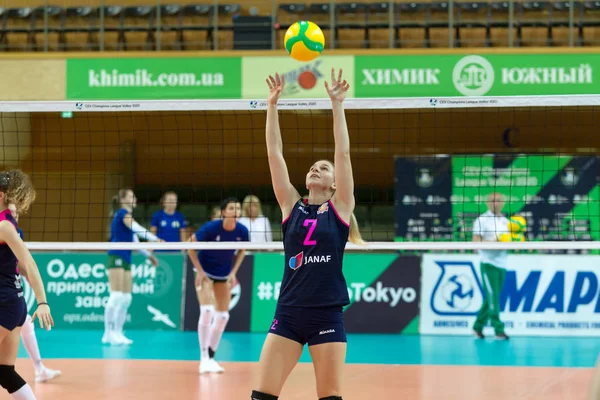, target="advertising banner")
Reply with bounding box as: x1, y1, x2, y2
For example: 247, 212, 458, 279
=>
452, 155, 599, 247
22, 252, 184, 330
242, 56, 354, 99
355, 54, 600, 97
66, 57, 242, 100
250, 253, 420, 334
421, 253, 600, 336
0, 59, 65, 100
394, 156, 453, 242
182, 255, 253, 332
